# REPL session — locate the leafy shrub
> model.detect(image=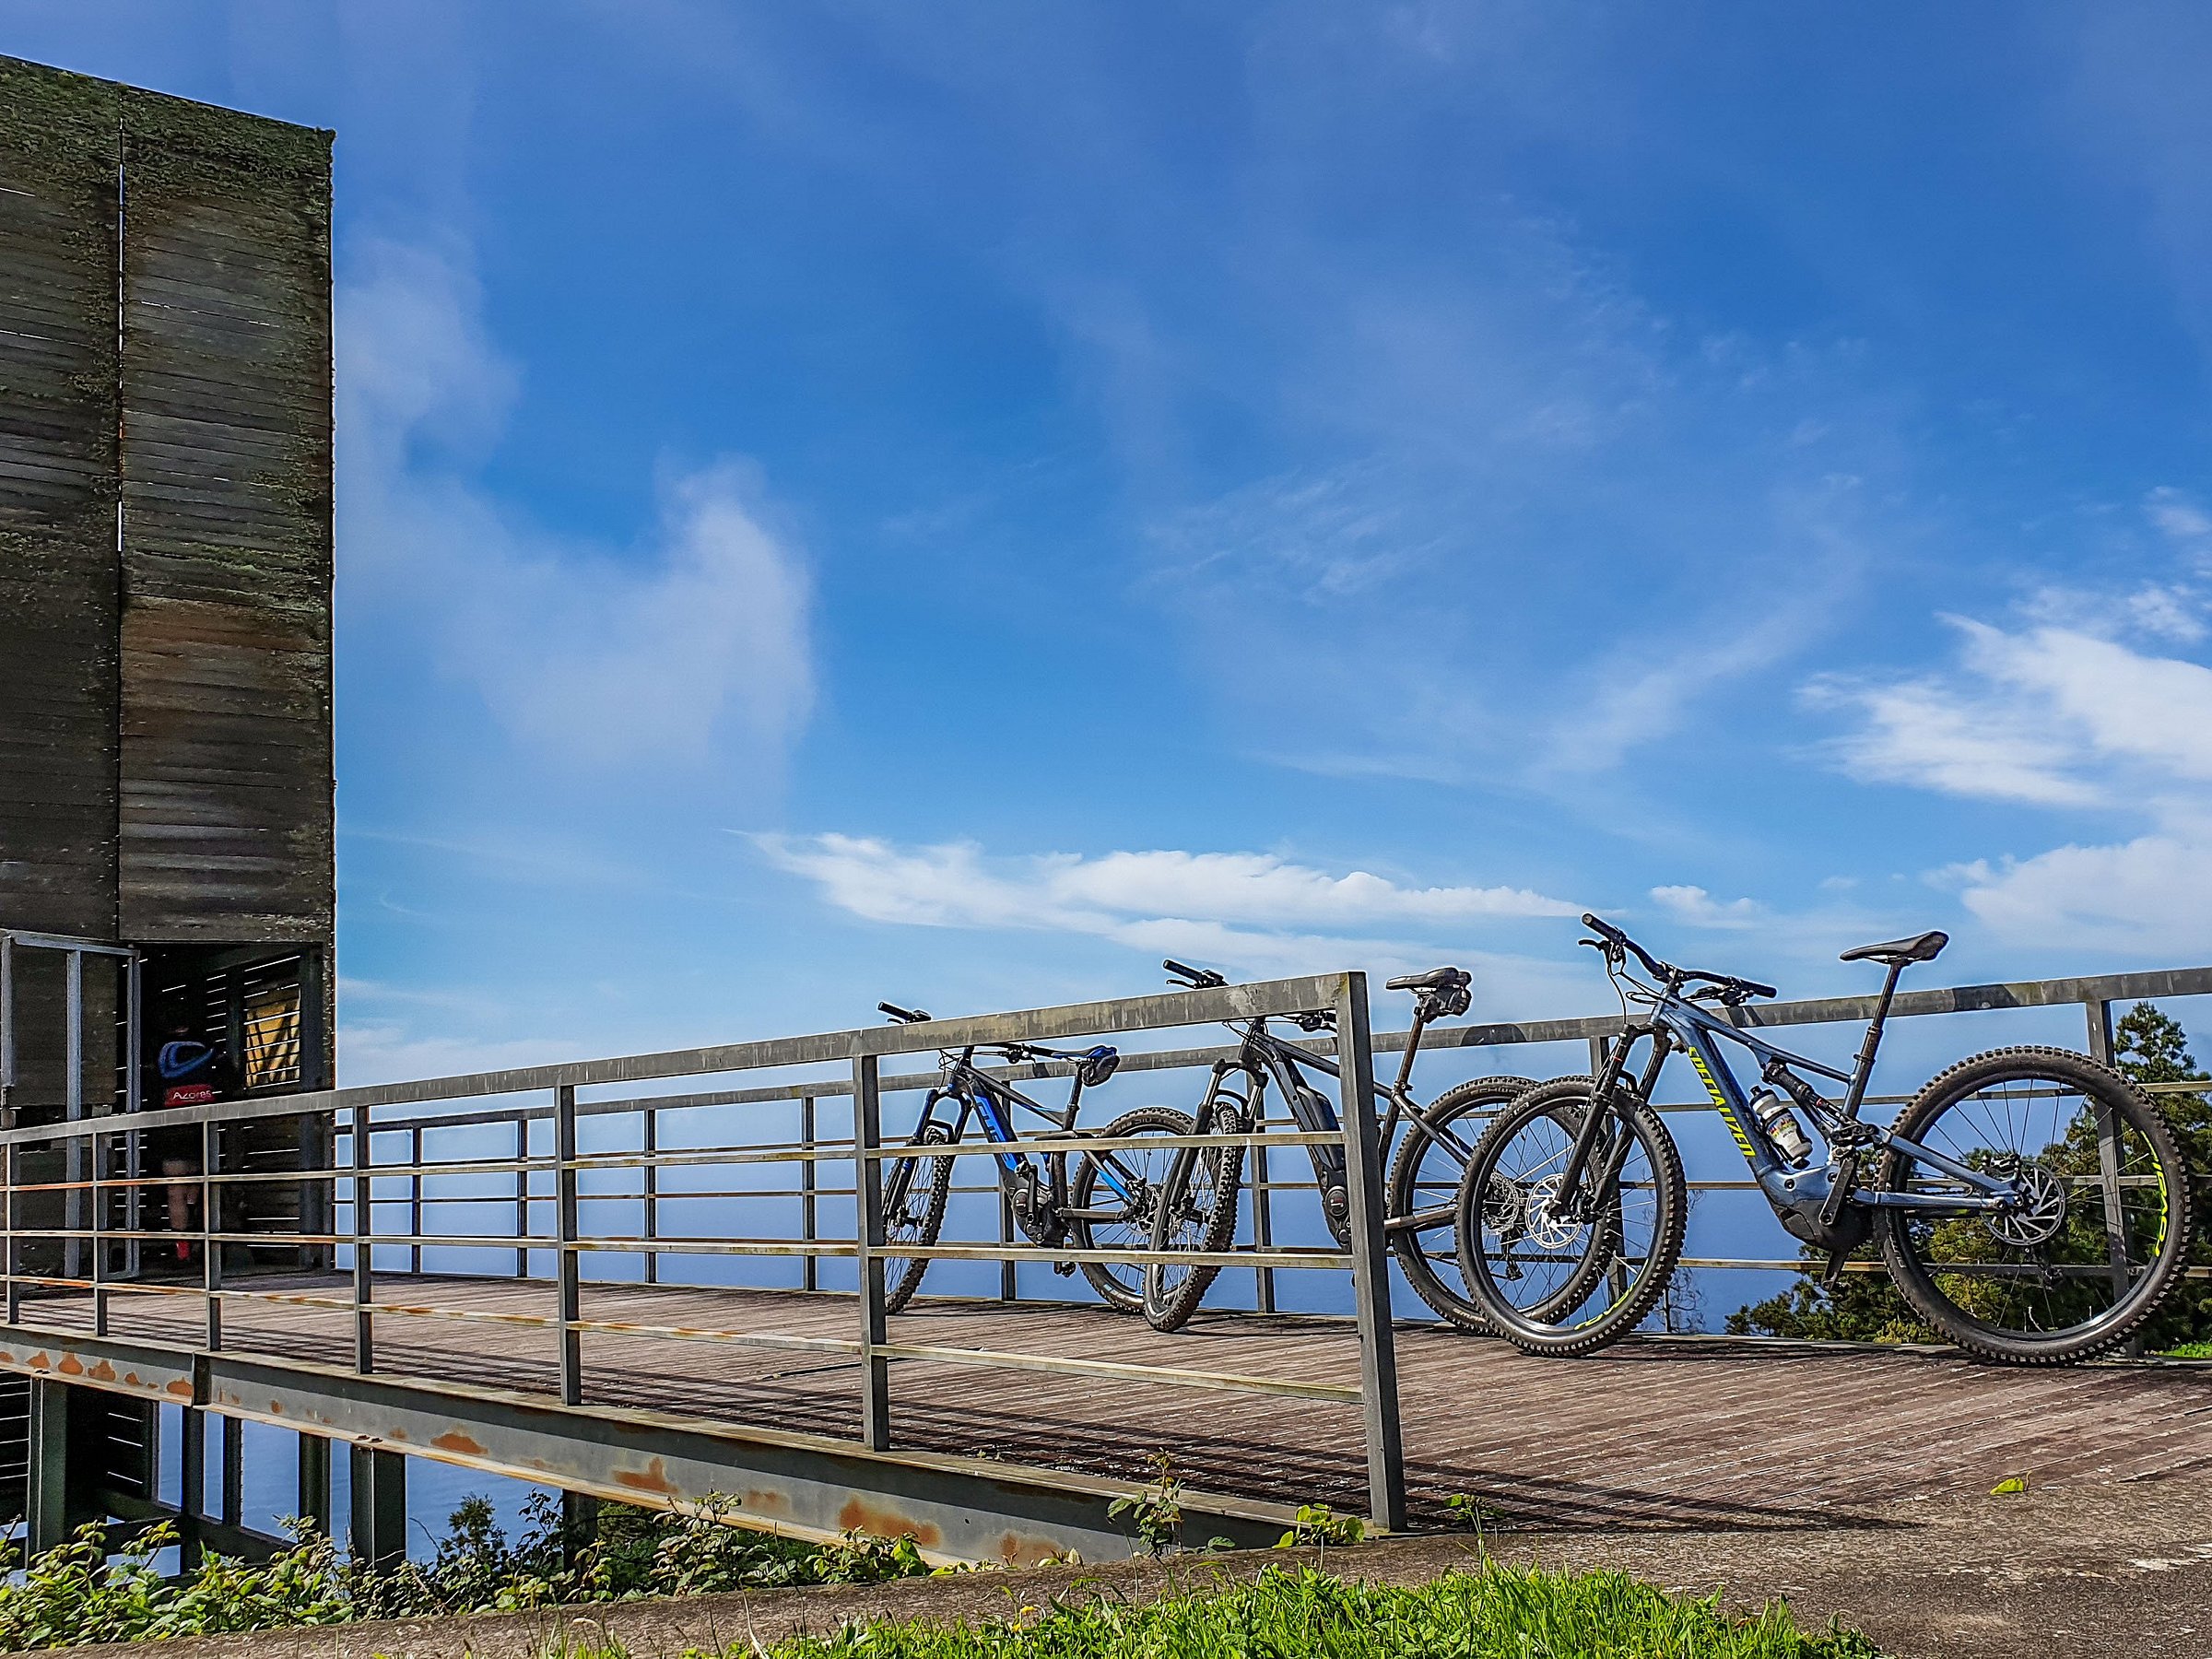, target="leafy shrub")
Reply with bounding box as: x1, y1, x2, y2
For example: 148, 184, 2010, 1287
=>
0, 1490, 933, 1650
